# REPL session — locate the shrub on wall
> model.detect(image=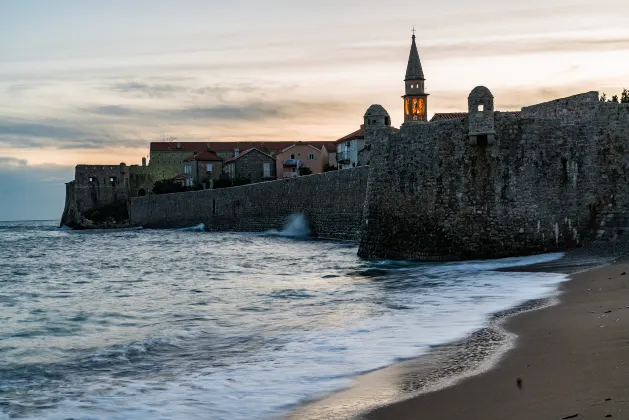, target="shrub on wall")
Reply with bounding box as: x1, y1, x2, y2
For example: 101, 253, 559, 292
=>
152, 179, 187, 195
233, 177, 252, 186
213, 178, 233, 189
299, 166, 313, 176
324, 164, 338, 172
